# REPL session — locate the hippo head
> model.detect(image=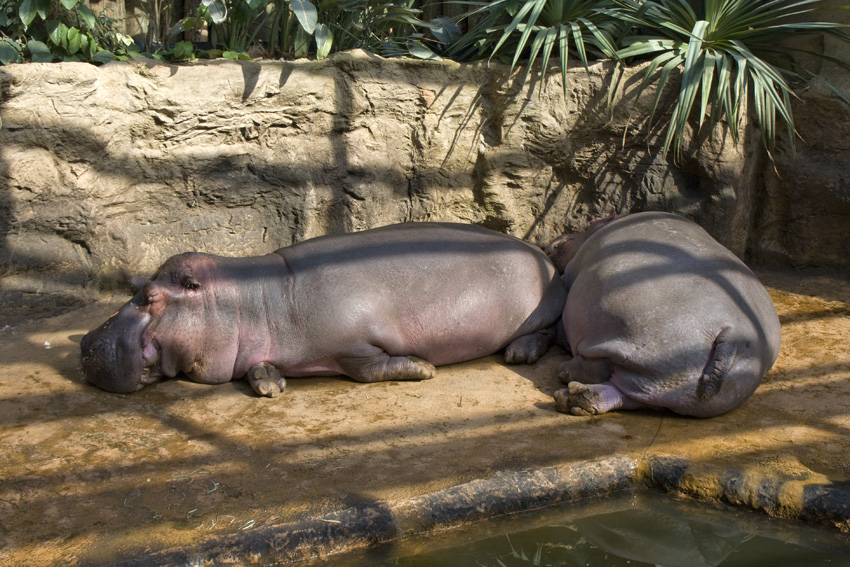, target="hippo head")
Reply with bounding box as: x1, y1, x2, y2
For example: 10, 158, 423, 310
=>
545, 212, 621, 272
81, 253, 240, 394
